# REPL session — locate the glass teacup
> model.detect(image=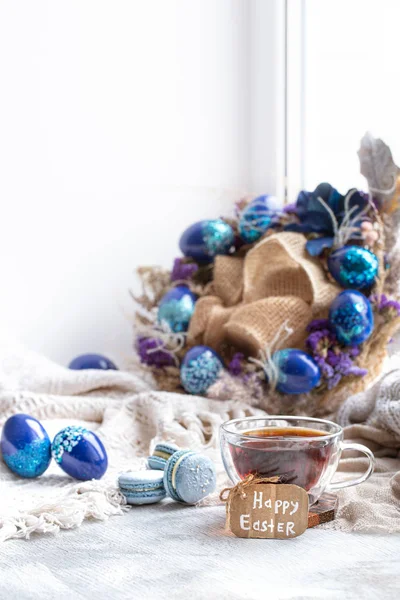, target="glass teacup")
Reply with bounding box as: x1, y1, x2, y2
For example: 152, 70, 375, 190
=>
220, 416, 375, 505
